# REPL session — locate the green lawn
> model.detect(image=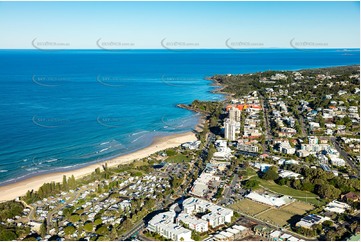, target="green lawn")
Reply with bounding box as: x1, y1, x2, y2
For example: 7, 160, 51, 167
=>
245, 167, 257, 176
165, 154, 190, 163
248, 177, 324, 205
